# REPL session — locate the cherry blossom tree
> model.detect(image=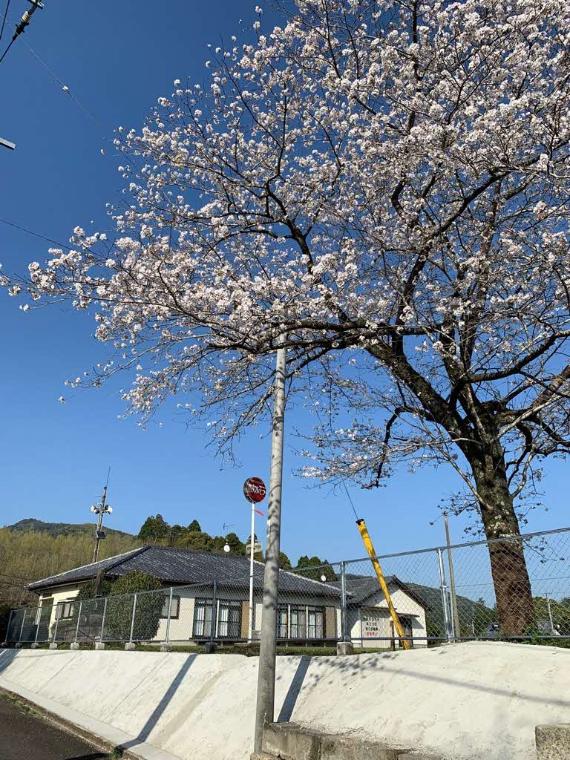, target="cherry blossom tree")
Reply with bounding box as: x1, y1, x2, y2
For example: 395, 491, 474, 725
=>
9, 0, 569, 634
